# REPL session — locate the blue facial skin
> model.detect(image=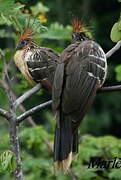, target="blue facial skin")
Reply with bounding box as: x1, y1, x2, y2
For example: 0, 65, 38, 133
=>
16, 39, 29, 50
